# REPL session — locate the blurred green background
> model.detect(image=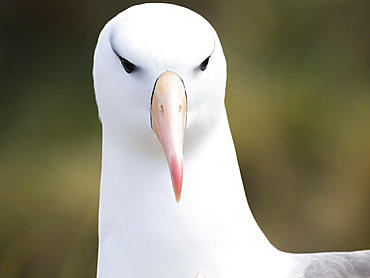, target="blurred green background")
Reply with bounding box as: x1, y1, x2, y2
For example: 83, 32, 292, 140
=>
0, 0, 369, 277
